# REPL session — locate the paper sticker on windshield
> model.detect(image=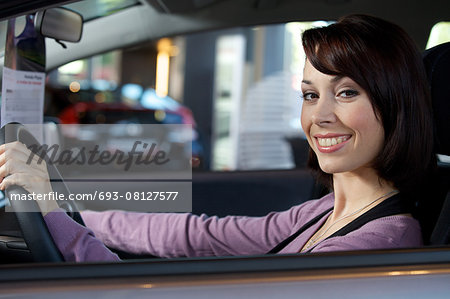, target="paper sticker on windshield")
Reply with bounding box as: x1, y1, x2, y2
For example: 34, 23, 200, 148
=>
1, 67, 45, 141
1, 15, 46, 140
